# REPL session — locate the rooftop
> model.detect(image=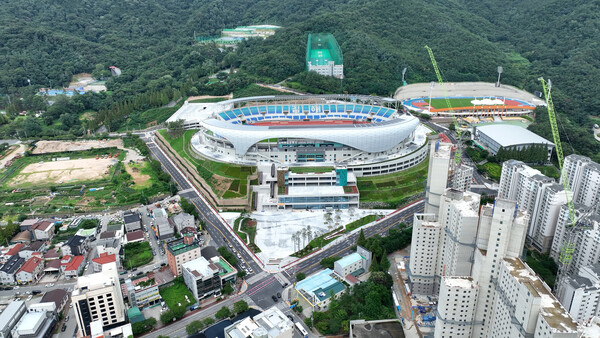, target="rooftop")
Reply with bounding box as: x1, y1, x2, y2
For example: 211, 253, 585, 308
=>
30, 220, 54, 232
477, 124, 554, 147
99, 231, 117, 239
182, 257, 218, 279
40, 289, 67, 308
503, 258, 577, 332
350, 320, 405, 338
92, 253, 116, 265
444, 276, 477, 289
1, 255, 25, 274
126, 230, 144, 242
285, 185, 347, 197
6, 243, 25, 256
63, 255, 84, 271
18, 256, 42, 274
0, 301, 25, 329
167, 238, 199, 256
296, 269, 346, 303
123, 212, 140, 224
336, 252, 365, 269
15, 311, 45, 334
